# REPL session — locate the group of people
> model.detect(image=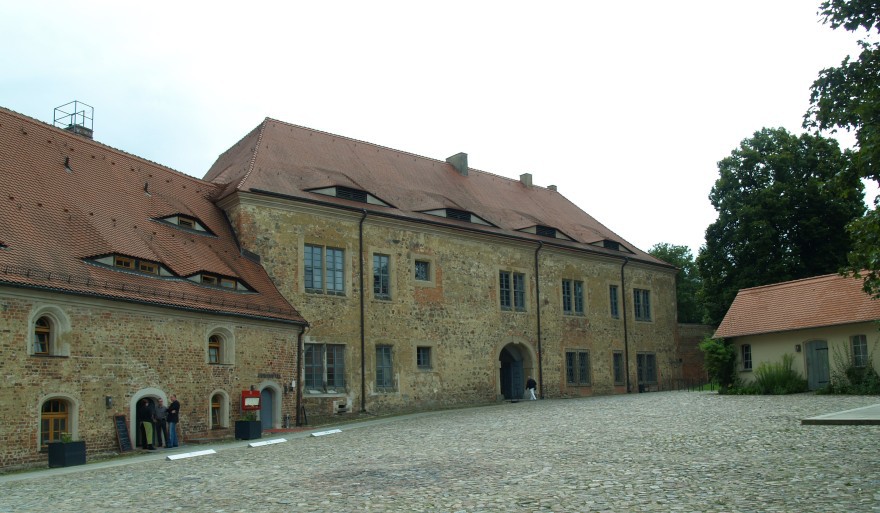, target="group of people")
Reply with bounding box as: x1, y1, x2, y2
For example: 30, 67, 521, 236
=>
136, 394, 180, 450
